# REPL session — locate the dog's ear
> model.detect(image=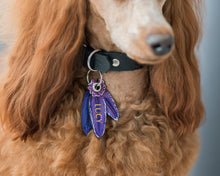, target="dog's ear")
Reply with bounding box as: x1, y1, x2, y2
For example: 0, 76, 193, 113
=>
0, 0, 87, 140
150, 0, 205, 137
